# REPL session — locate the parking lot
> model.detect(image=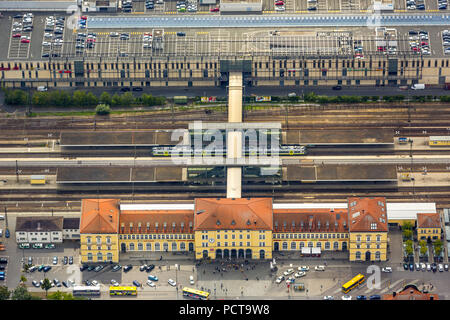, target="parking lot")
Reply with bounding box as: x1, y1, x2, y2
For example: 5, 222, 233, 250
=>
8, 14, 33, 59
